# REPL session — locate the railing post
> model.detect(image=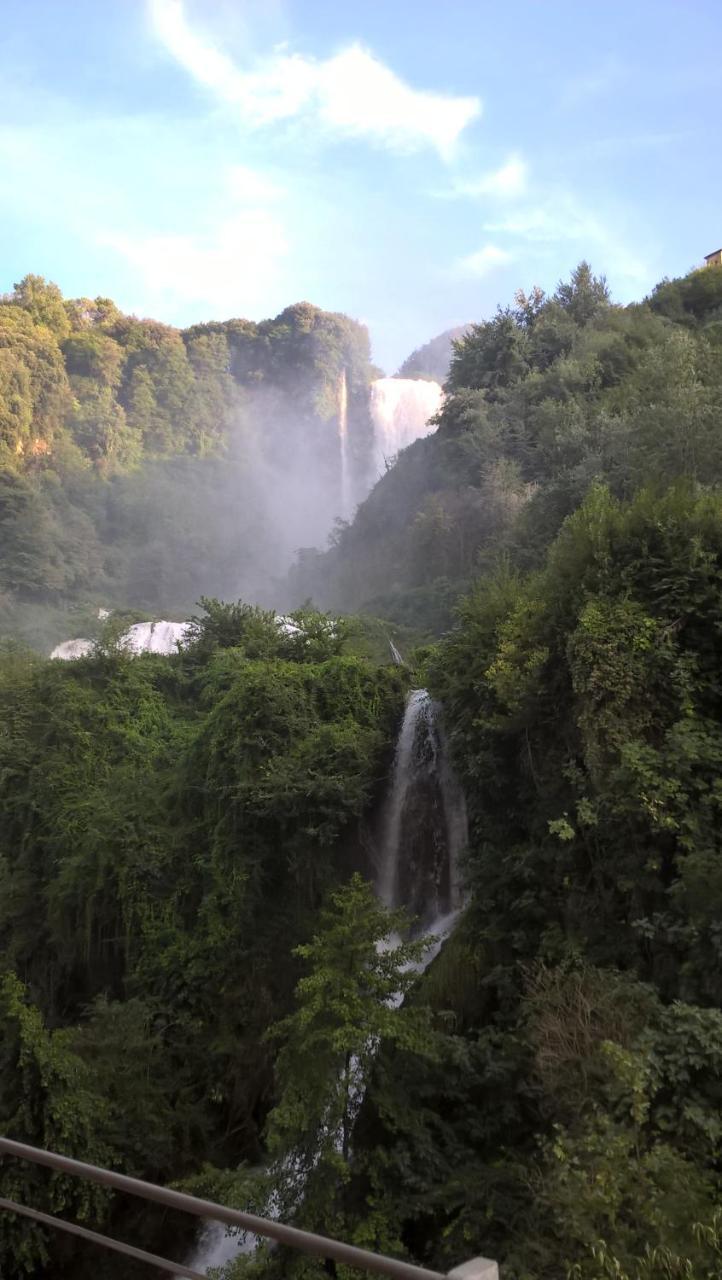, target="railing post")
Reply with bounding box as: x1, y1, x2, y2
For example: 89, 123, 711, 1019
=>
448, 1257, 499, 1280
